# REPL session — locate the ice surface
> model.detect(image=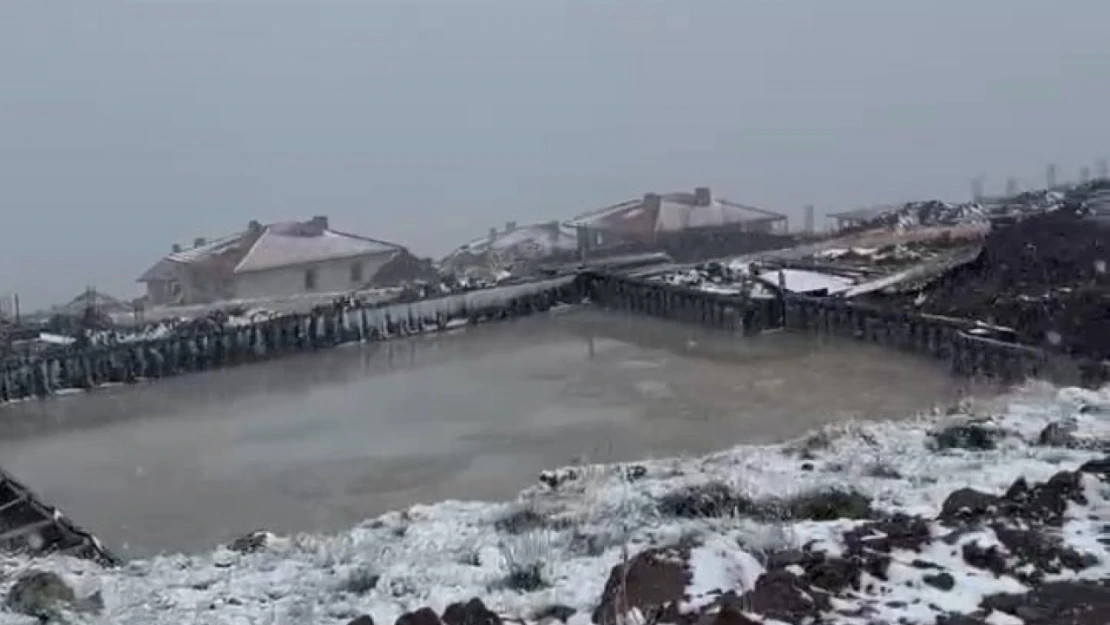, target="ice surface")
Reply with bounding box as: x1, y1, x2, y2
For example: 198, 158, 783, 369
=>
2, 381, 1109, 624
